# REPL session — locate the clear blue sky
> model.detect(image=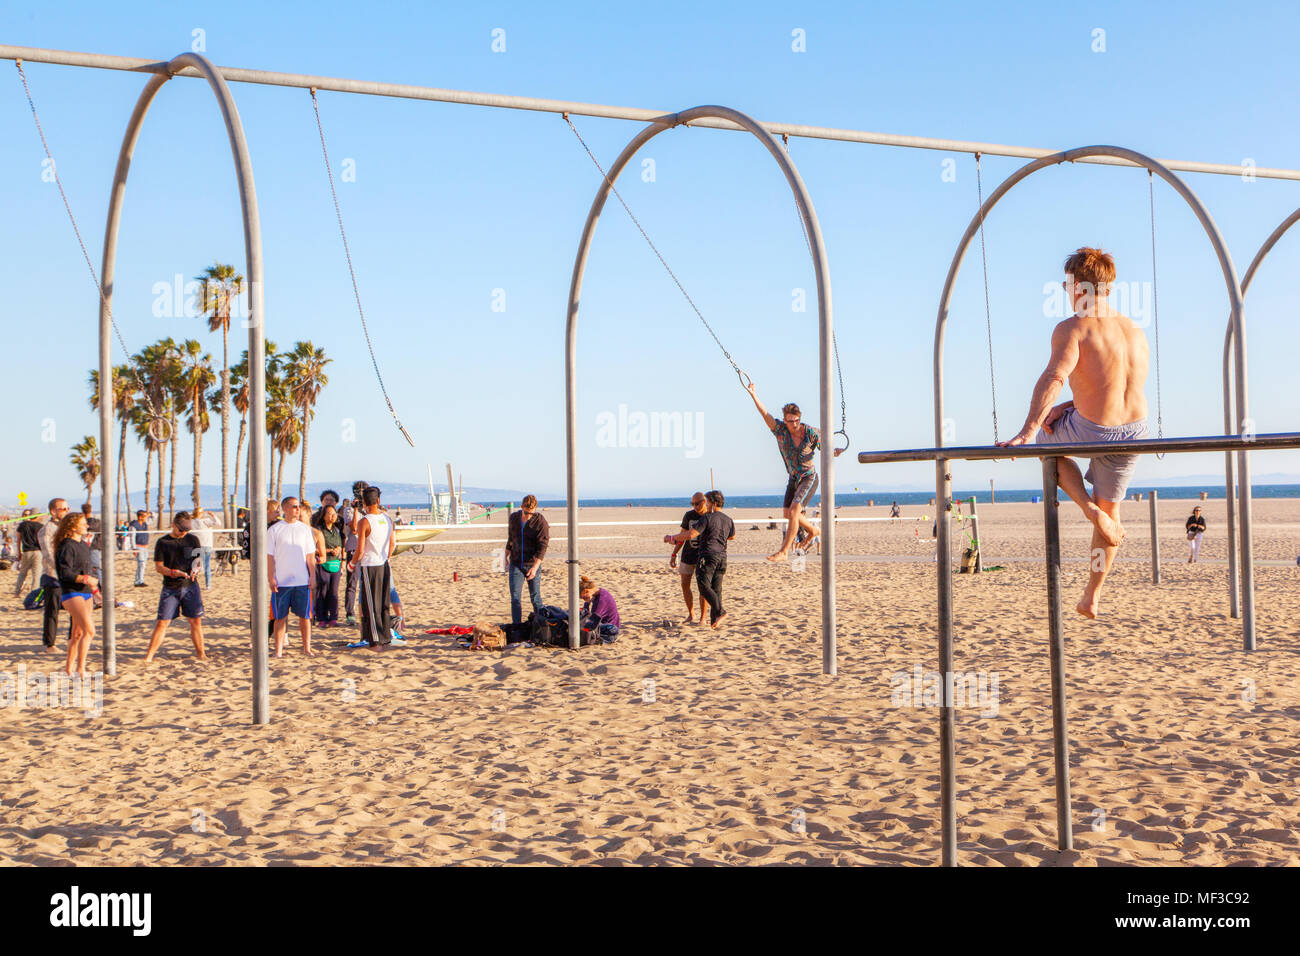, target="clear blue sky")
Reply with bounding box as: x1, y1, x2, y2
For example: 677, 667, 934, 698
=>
3, 0, 1299, 506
